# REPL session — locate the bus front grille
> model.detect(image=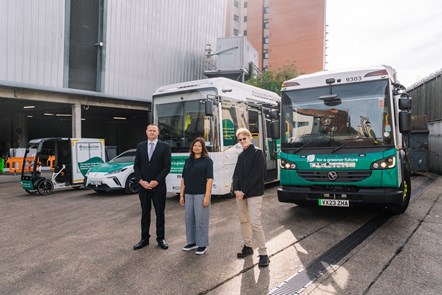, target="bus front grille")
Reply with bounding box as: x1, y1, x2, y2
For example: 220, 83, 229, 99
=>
298, 170, 371, 182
